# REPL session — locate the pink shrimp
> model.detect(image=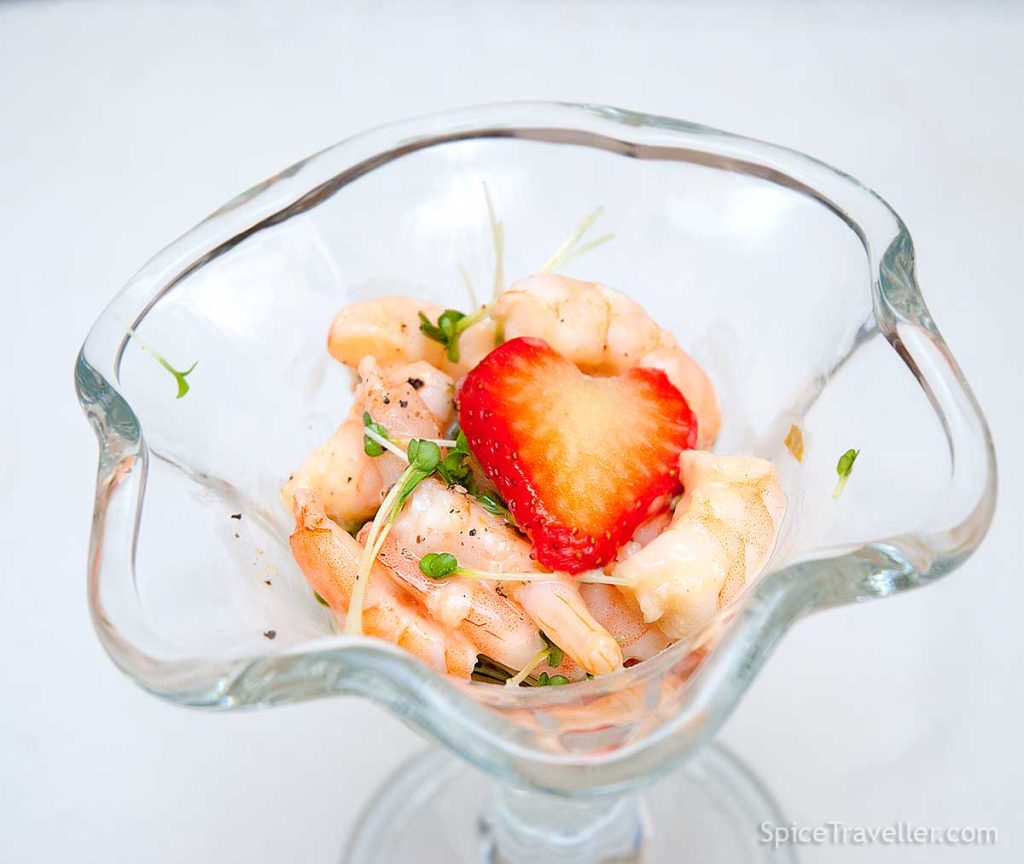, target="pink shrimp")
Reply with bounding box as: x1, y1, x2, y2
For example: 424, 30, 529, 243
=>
289, 489, 478, 677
